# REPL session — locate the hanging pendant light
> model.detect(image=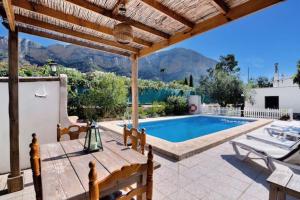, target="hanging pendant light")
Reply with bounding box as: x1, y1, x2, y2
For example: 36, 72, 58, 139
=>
113, 3, 133, 44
